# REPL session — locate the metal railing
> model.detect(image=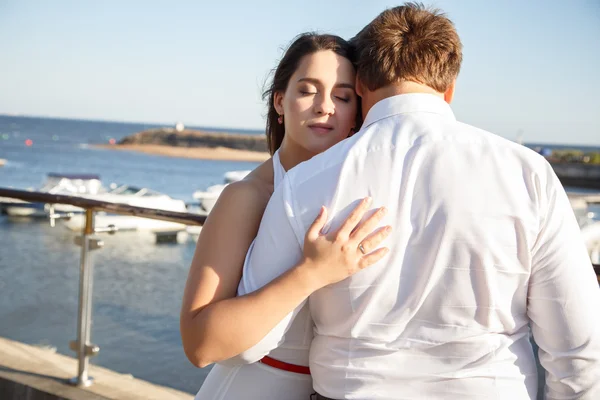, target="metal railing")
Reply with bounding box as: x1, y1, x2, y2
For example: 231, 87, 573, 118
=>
0, 187, 206, 387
